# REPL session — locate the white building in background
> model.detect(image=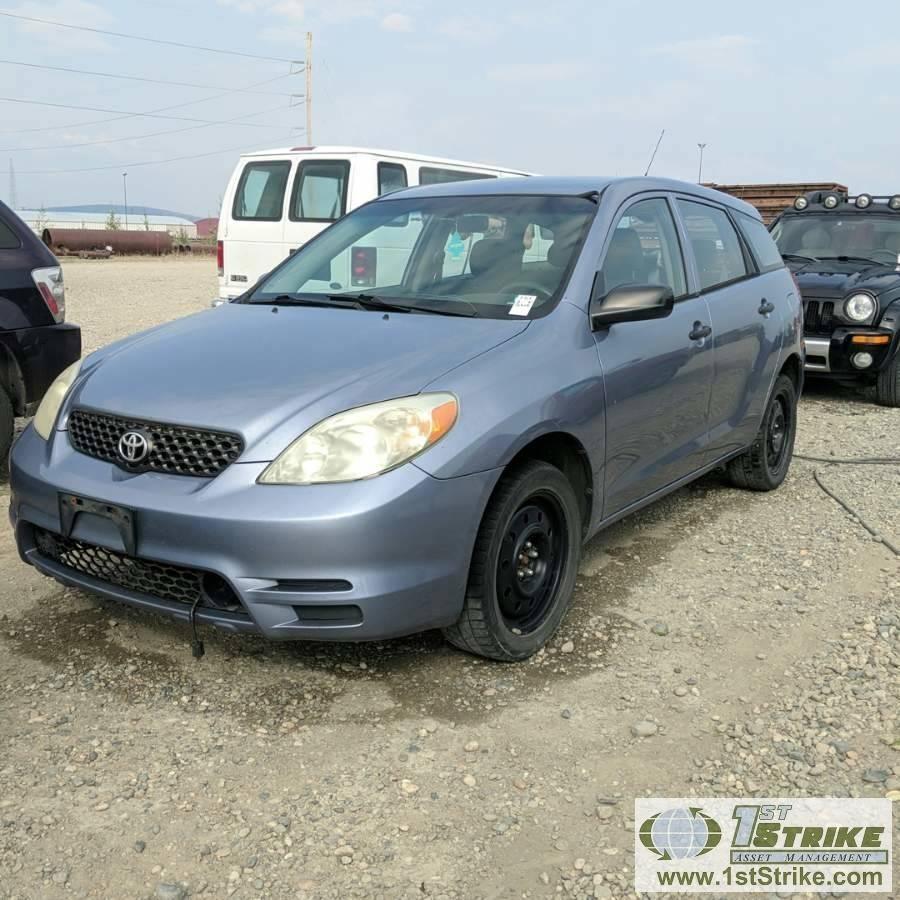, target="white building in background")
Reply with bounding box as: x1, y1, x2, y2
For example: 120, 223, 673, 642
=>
18, 209, 198, 239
